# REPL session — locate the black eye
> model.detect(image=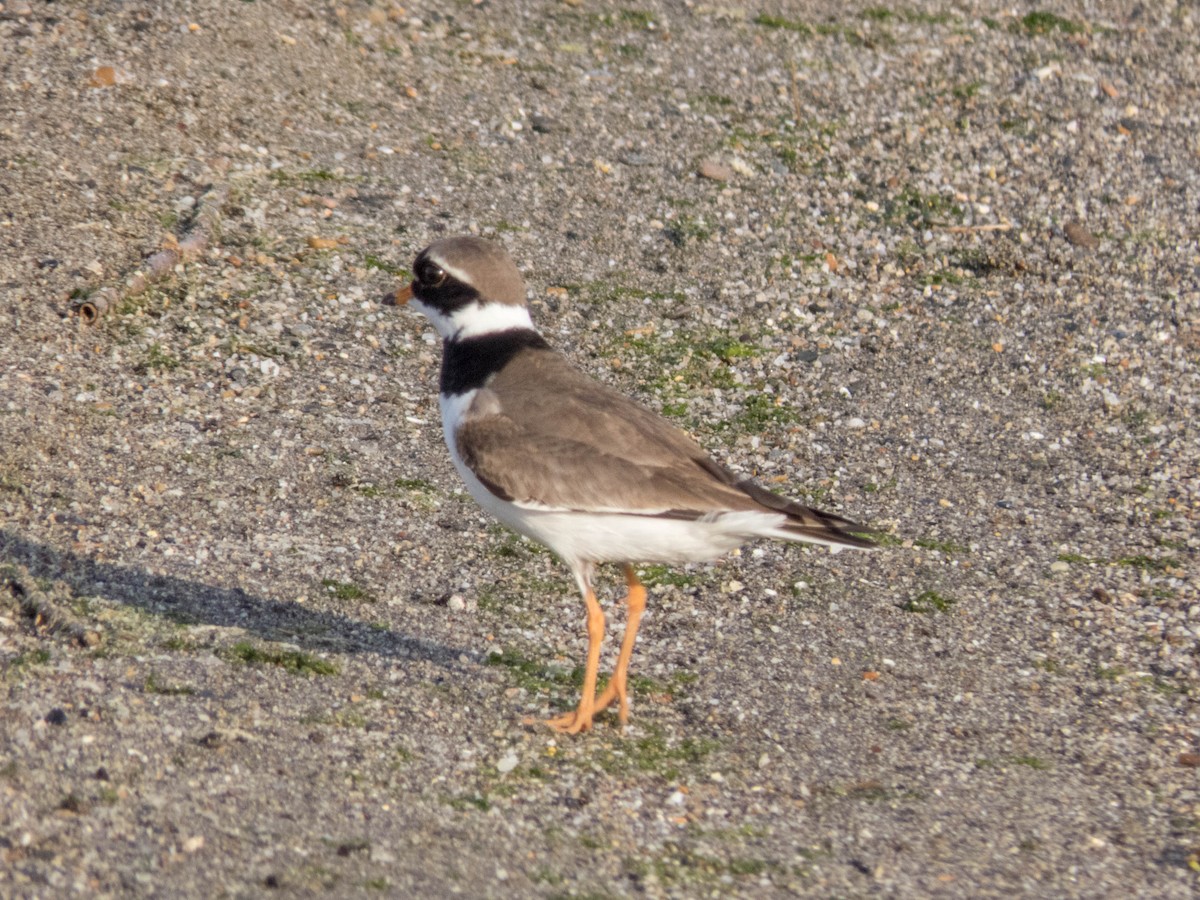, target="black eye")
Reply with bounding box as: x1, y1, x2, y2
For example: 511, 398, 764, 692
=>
420, 262, 447, 288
